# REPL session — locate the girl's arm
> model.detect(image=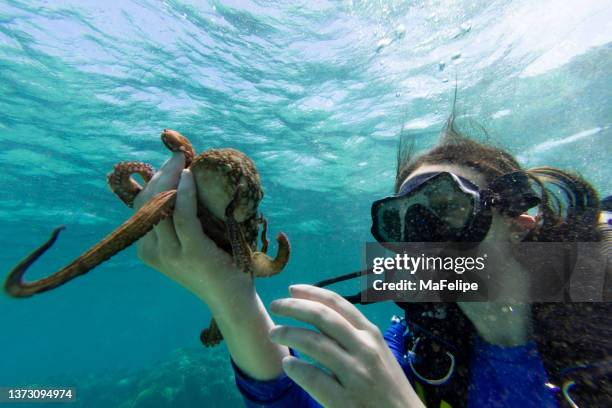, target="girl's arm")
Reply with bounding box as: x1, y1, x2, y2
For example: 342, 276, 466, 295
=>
133, 153, 288, 380
133, 154, 321, 407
